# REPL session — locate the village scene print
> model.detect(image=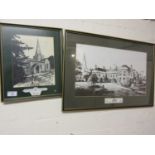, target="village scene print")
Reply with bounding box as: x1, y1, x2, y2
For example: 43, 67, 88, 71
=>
12, 35, 55, 88
75, 44, 147, 96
